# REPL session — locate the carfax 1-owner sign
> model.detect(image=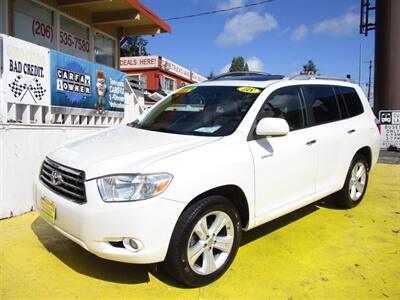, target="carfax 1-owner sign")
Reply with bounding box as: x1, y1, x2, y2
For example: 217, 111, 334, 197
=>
50, 51, 126, 112
0, 34, 50, 106
379, 110, 400, 148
